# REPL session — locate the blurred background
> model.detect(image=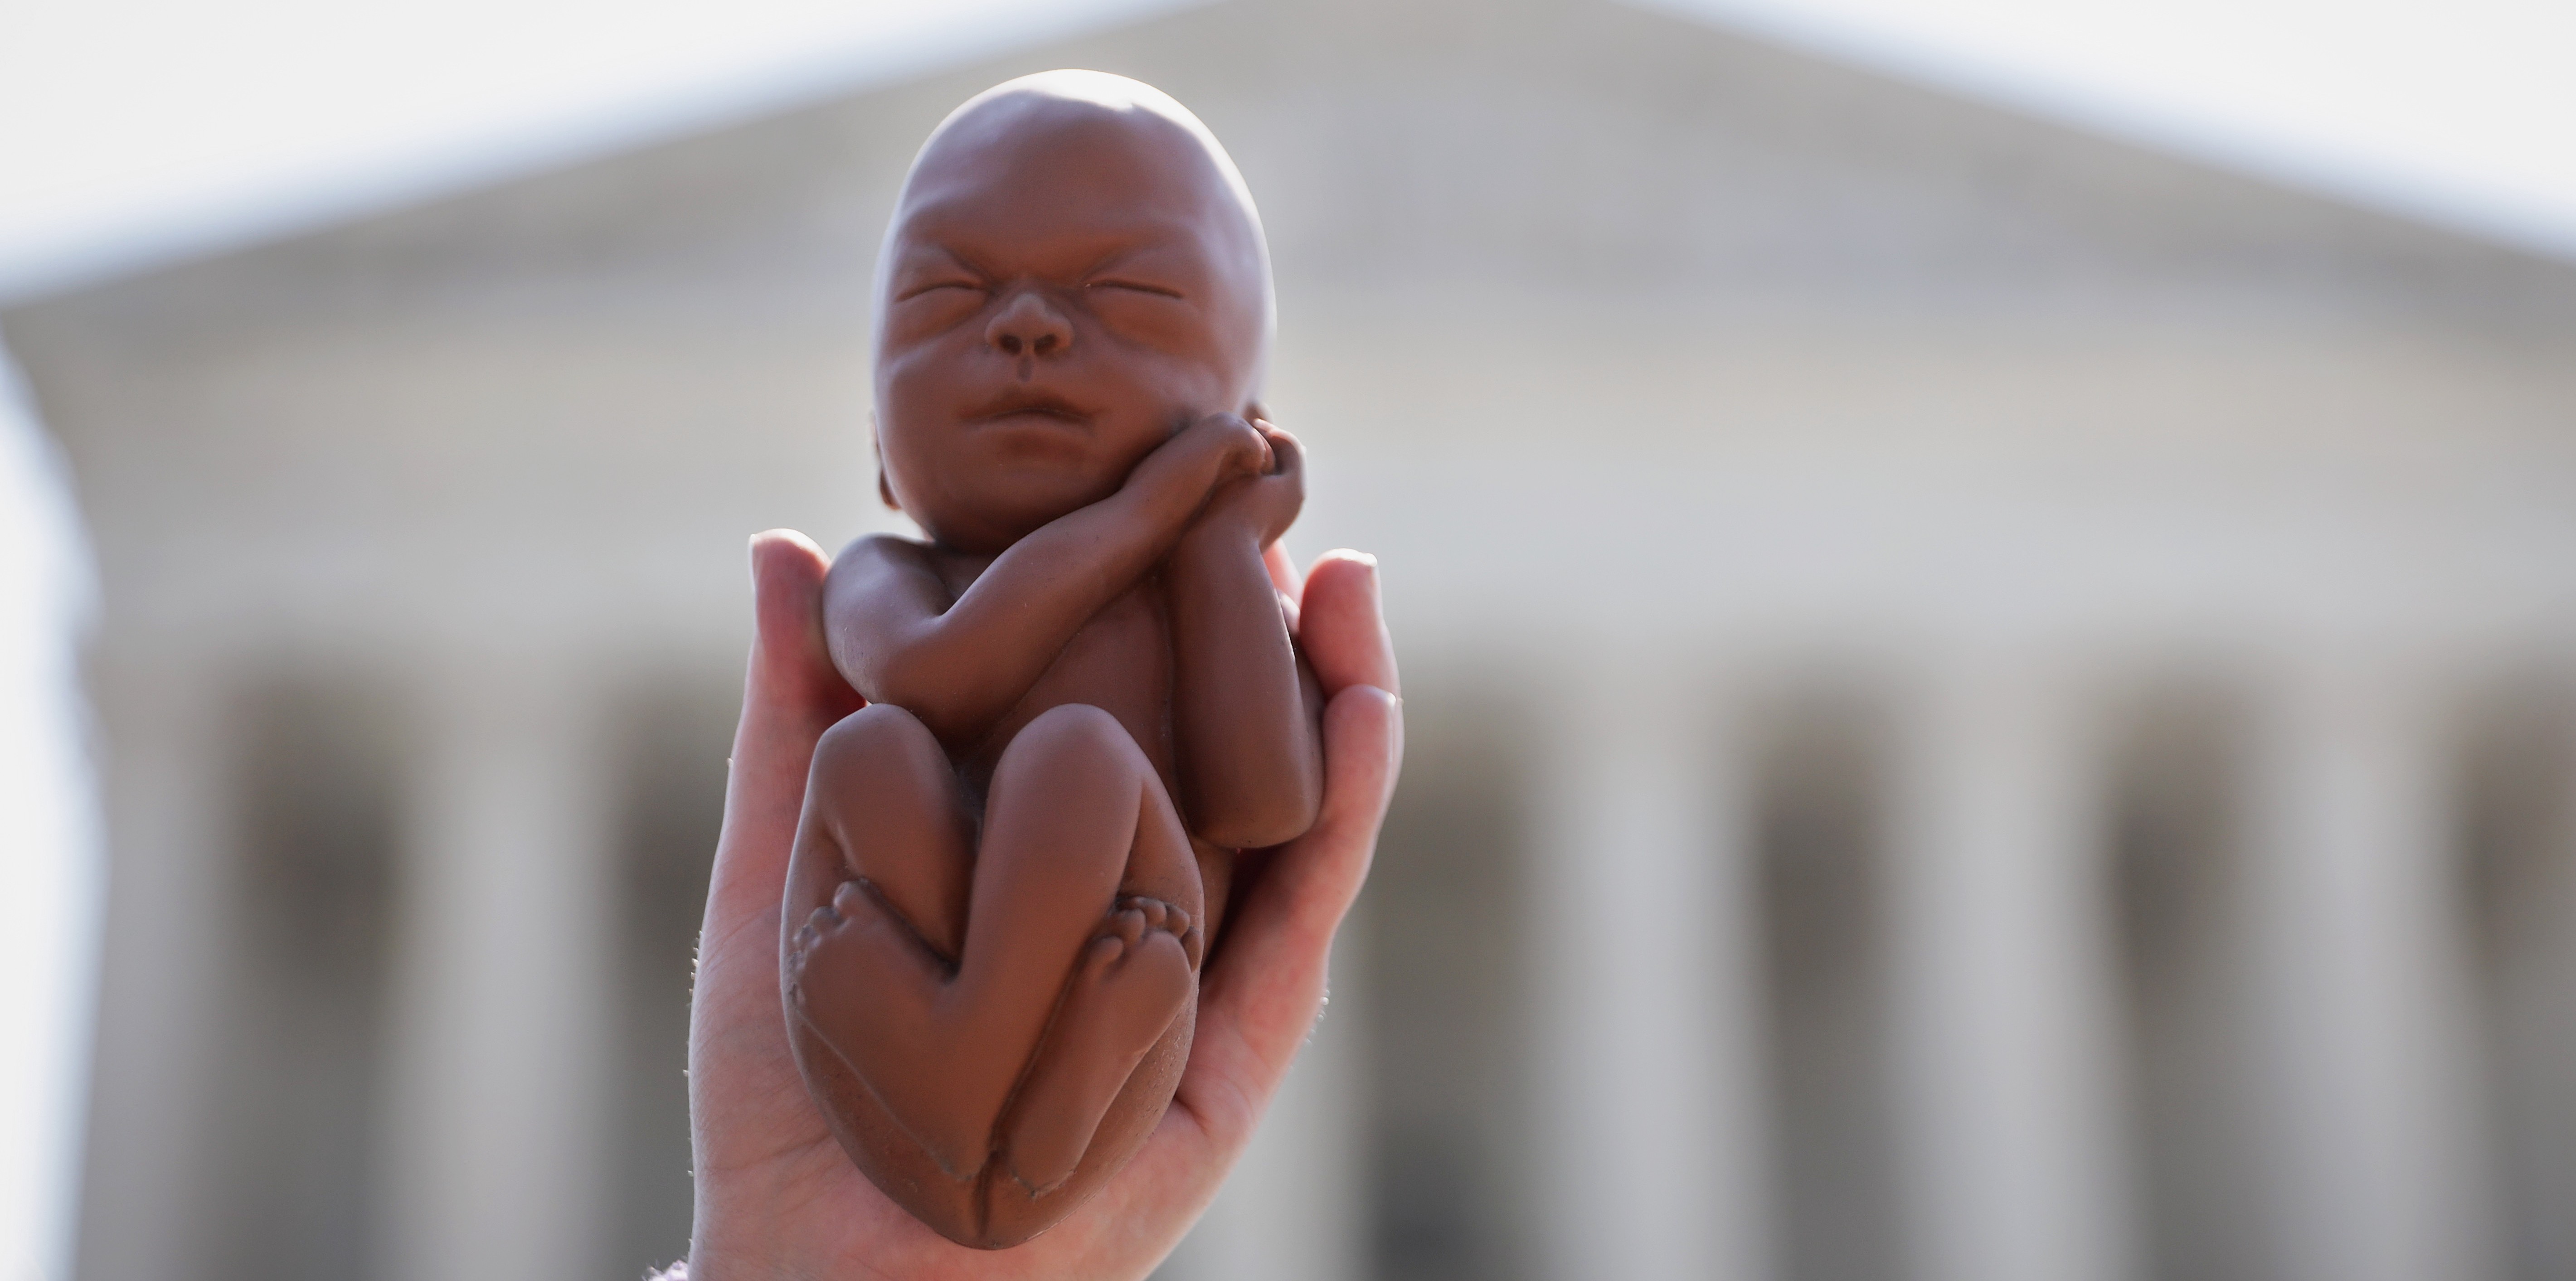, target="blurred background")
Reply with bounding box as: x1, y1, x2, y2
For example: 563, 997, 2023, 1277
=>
4, 0, 2575, 1279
